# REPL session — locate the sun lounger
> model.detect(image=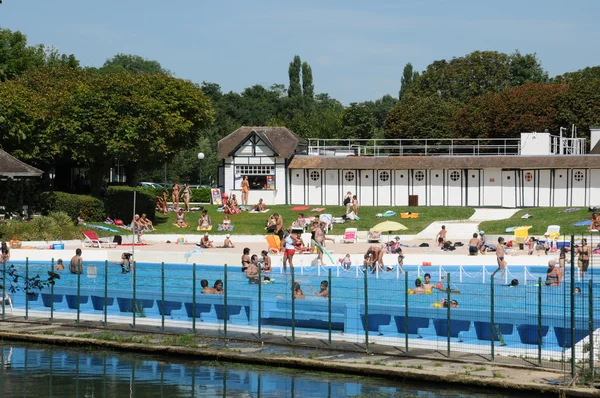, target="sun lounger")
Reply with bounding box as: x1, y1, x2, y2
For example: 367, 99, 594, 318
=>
265, 235, 281, 254
82, 230, 117, 248
341, 228, 358, 243
367, 231, 381, 243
